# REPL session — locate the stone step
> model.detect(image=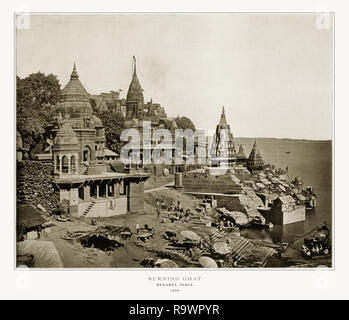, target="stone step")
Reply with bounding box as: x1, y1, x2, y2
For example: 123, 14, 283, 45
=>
81, 201, 96, 217
232, 239, 249, 252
